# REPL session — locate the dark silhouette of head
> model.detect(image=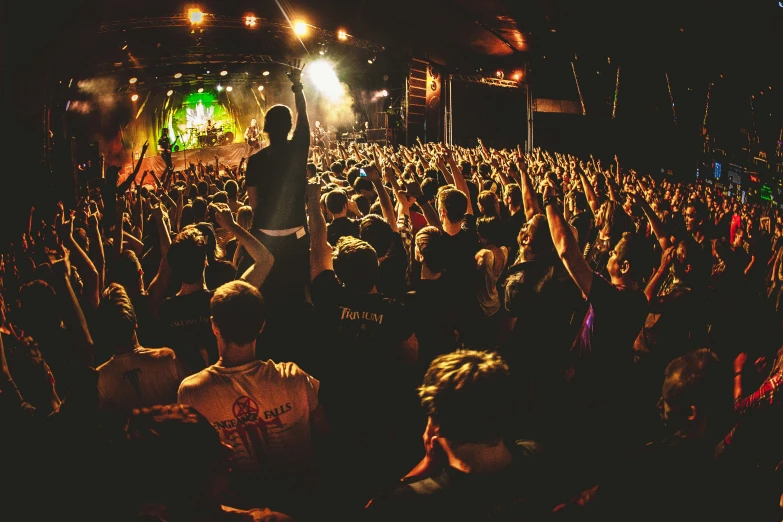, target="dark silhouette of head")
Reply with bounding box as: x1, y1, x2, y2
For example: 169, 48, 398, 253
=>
264, 104, 293, 143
